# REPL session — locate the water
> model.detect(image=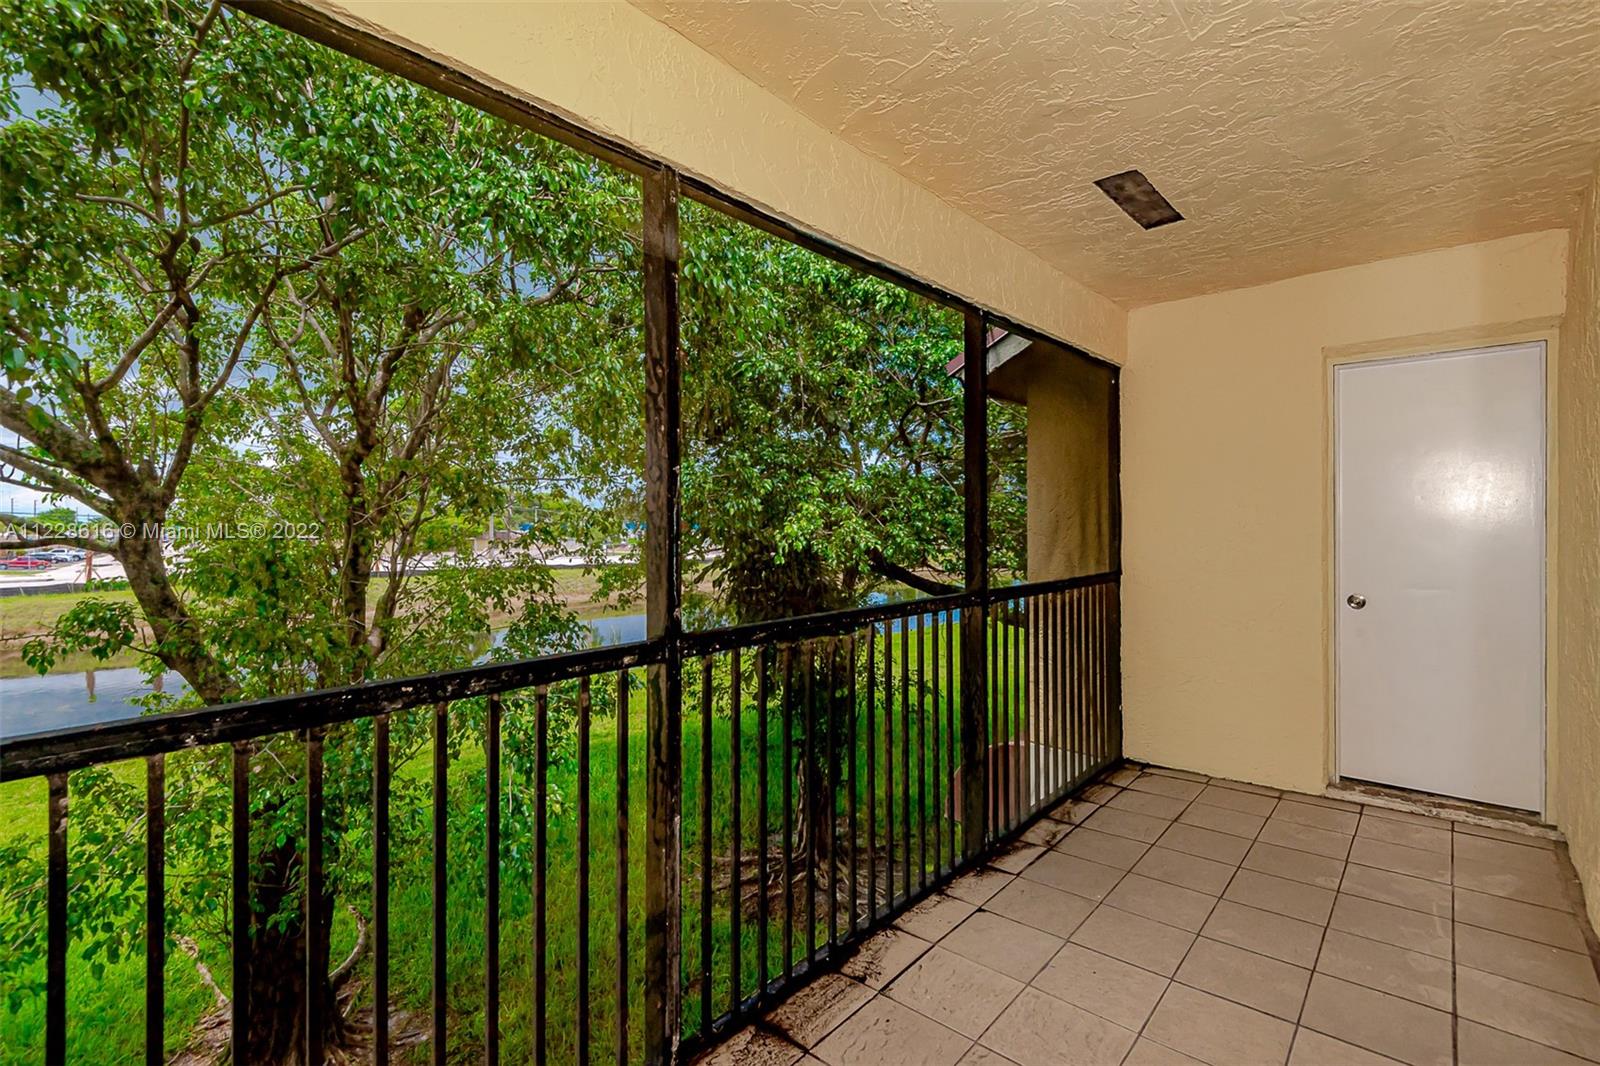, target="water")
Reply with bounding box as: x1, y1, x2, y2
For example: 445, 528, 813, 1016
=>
0, 613, 648, 740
